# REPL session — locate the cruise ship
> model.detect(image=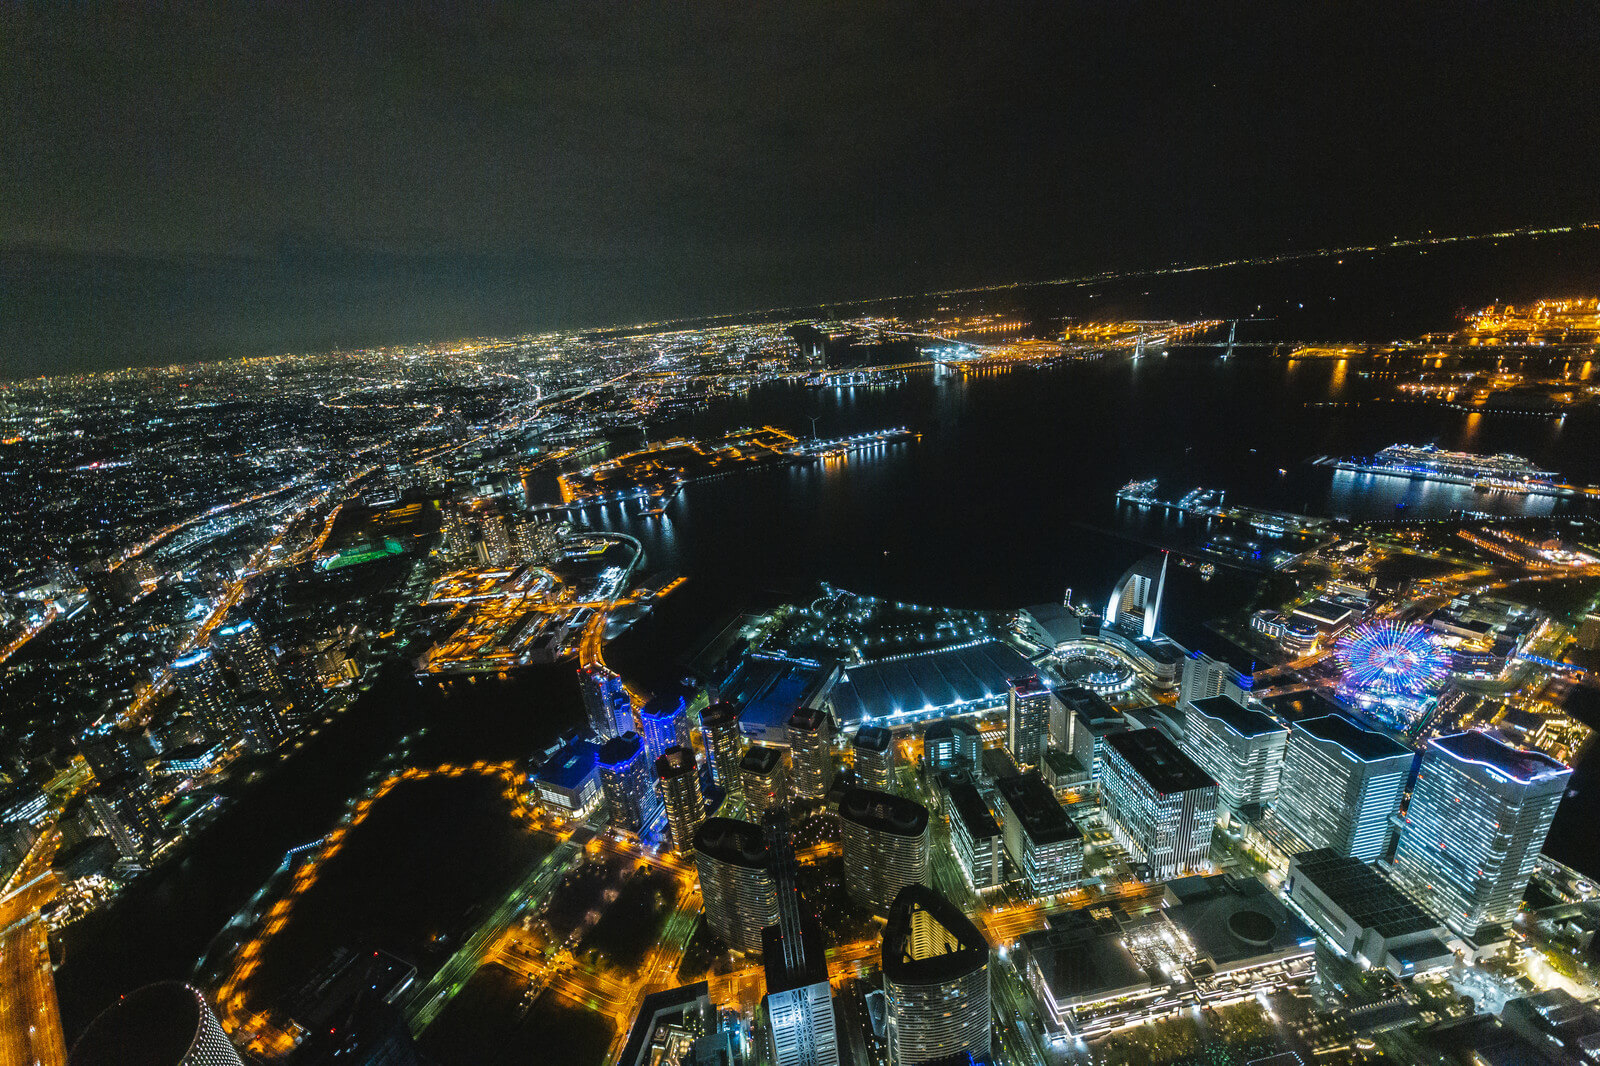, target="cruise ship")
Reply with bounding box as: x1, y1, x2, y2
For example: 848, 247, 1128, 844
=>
1322, 444, 1565, 496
